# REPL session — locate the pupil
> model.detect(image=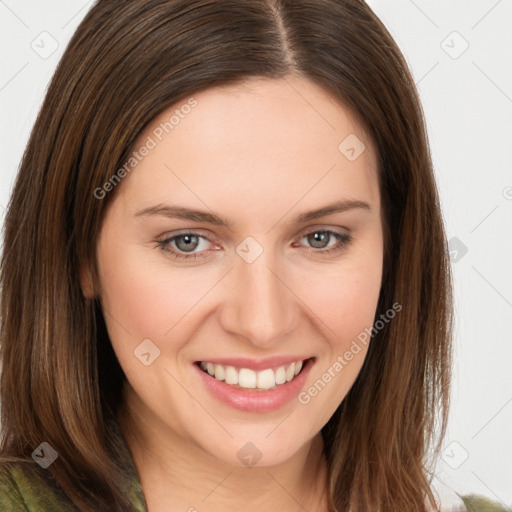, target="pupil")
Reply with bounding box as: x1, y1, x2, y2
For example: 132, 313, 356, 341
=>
177, 235, 198, 252
309, 232, 328, 249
